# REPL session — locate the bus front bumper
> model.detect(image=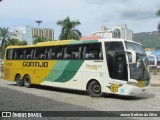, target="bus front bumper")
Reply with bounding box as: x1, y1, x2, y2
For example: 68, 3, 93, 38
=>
126, 85, 150, 95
